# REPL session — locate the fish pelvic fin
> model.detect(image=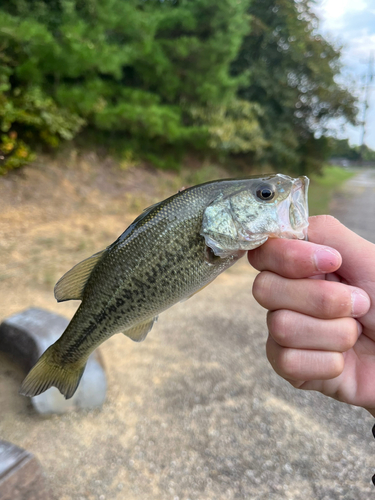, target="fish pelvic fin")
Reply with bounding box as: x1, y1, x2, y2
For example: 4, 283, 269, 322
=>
19, 345, 86, 400
54, 249, 106, 302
